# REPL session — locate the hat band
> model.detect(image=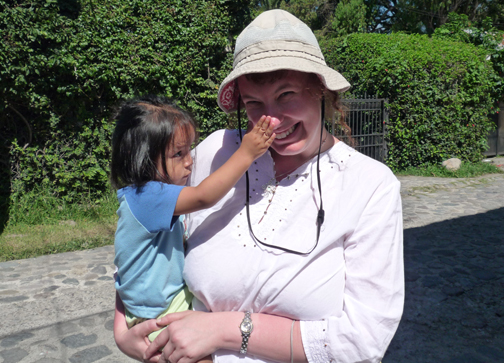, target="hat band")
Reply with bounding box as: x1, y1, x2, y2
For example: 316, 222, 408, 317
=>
234, 40, 326, 69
